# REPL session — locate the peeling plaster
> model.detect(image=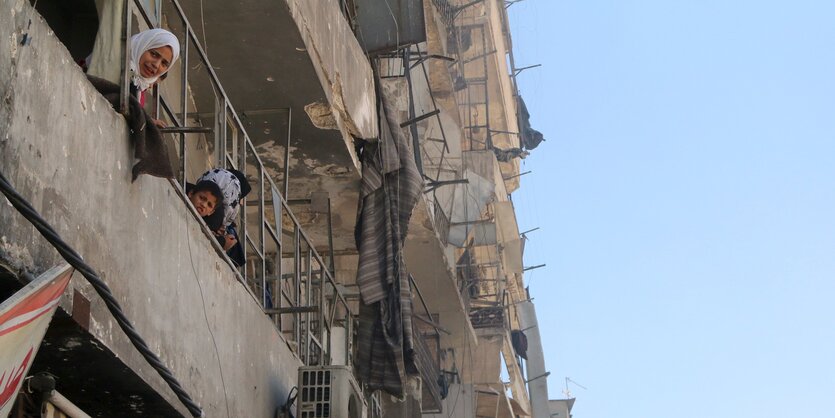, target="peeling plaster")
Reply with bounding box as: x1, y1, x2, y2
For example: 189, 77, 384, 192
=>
0, 235, 34, 272
254, 140, 297, 171
329, 73, 363, 137
298, 23, 366, 140
304, 101, 339, 130
291, 11, 369, 172
301, 158, 351, 177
